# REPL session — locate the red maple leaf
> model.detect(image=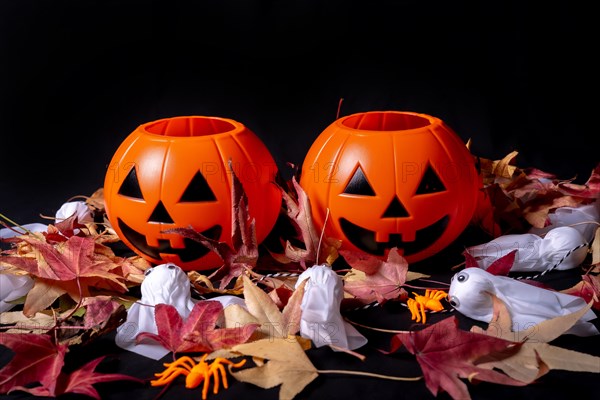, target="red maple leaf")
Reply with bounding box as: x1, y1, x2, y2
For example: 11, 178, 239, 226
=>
389, 316, 527, 400
463, 249, 517, 276
10, 356, 143, 399
0, 333, 67, 395
10, 235, 128, 316
342, 248, 410, 304
136, 300, 259, 354
166, 160, 259, 290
